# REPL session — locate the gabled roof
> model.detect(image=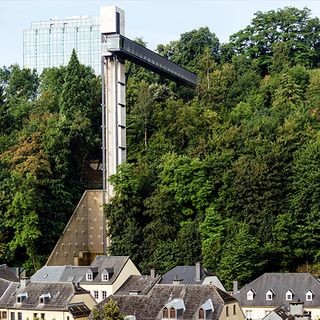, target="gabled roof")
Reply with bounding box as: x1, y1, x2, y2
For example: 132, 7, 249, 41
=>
160, 266, 213, 285
235, 273, 320, 307
81, 256, 130, 284
0, 265, 19, 282
114, 275, 161, 295
97, 284, 237, 320
31, 266, 87, 284
0, 282, 87, 310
